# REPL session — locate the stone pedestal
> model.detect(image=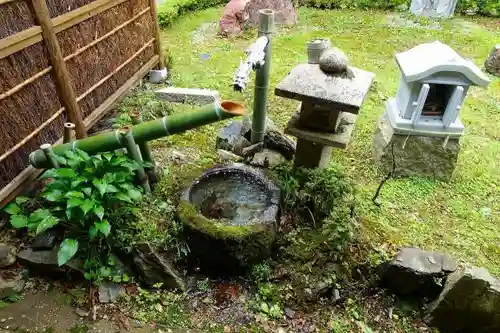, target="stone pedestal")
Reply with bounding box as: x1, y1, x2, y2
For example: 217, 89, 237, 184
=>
373, 115, 460, 181
294, 140, 332, 169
